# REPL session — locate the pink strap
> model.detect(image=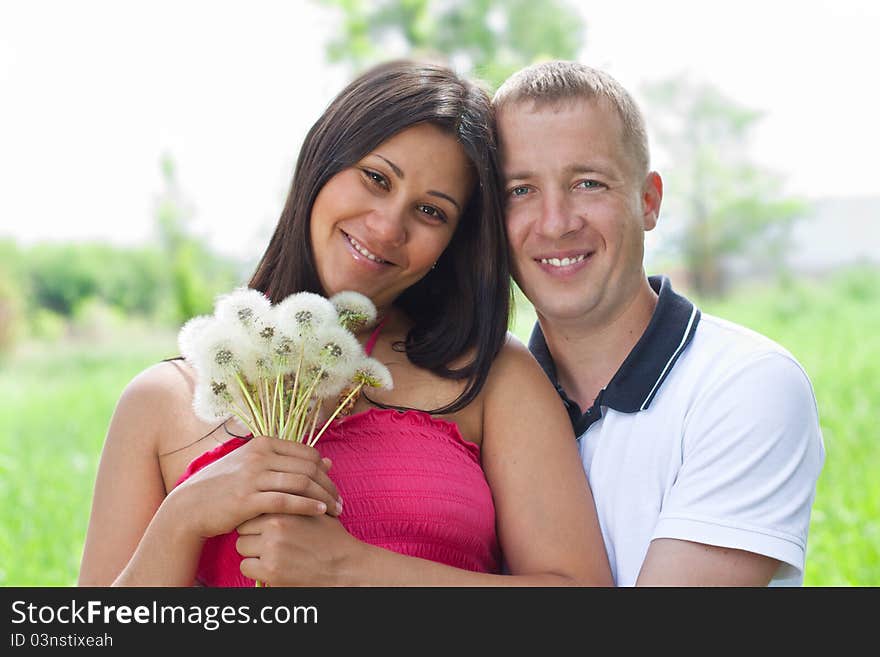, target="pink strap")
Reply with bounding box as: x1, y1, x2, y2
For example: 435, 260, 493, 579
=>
363, 316, 388, 356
